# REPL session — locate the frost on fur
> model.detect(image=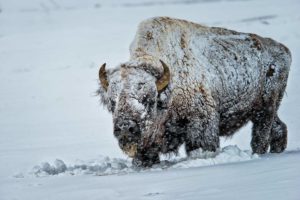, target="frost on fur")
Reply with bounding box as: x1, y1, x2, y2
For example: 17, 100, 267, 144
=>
97, 17, 292, 167
97, 67, 122, 113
